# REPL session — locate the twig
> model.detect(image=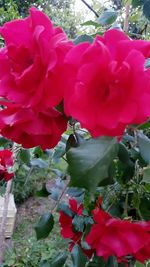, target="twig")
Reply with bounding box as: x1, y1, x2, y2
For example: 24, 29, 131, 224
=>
123, 4, 130, 33
80, 0, 99, 18
0, 180, 12, 263
50, 178, 70, 213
